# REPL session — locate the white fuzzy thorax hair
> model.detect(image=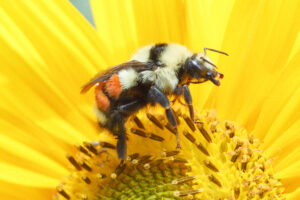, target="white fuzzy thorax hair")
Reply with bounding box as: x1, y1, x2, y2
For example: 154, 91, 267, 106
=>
118, 68, 139, 90
129, 43, 193, 93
